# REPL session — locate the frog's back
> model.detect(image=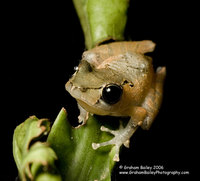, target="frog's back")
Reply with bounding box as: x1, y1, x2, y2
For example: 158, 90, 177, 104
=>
82, 40, 155, 68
